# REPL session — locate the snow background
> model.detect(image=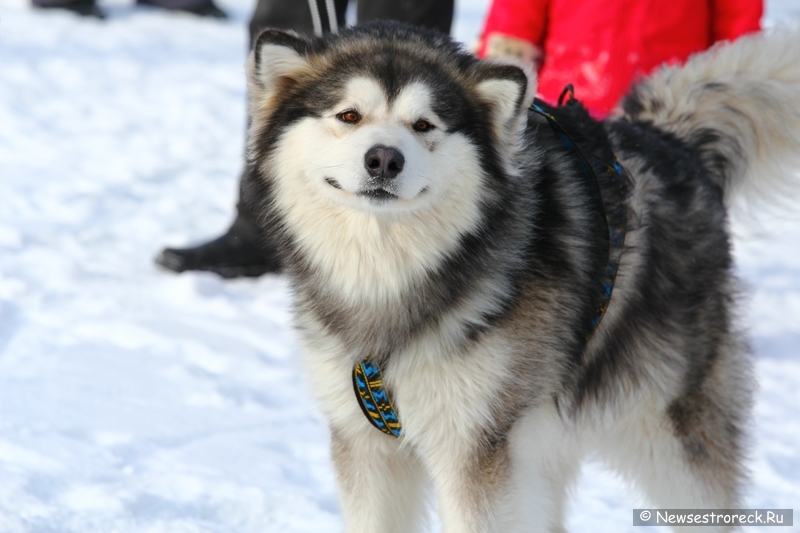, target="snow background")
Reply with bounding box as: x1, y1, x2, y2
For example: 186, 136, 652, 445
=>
0, 0, 798, 530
